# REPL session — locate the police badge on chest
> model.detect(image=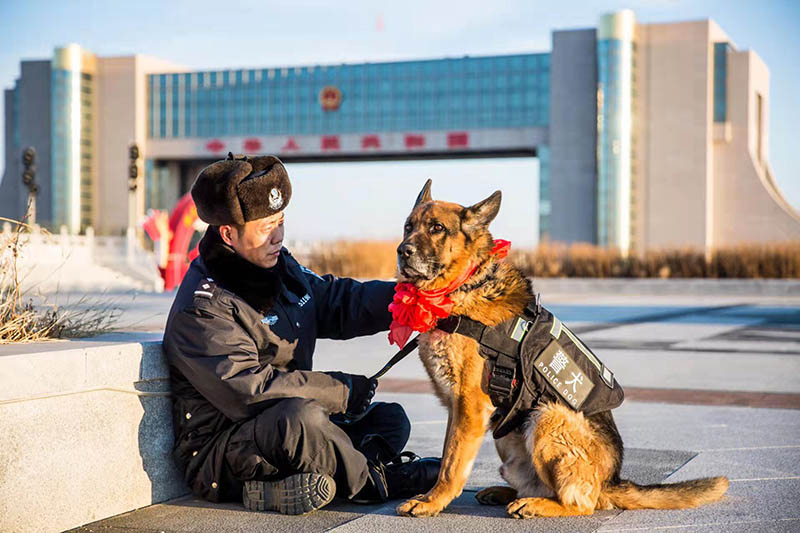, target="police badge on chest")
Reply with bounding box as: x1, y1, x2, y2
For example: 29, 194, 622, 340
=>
261, 313, 279, 326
